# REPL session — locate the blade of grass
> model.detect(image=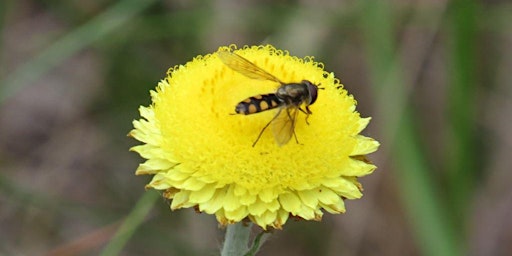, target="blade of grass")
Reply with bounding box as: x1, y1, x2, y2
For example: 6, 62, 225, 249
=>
446, 0, 477, 234
0, 0, 158, 104
359, 1, 462, 255
100, 191, 159, 256
394, 112, 462, 256
0, 1, 6, 50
